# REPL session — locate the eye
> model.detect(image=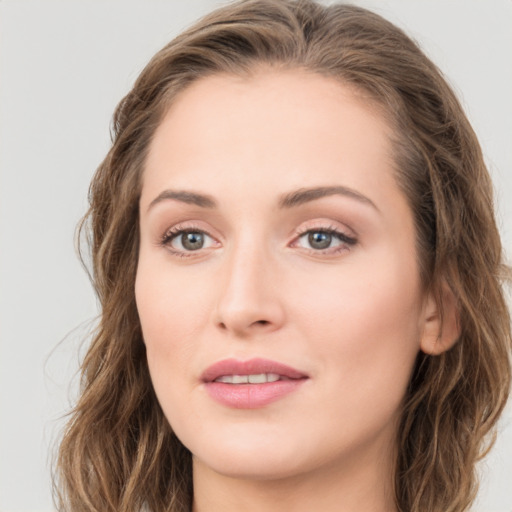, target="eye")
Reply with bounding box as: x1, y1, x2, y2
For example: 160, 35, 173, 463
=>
173, 231, 208, 251
305, 231, 334, 250
295, 228, 357, 253
162, 227, 218, 254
